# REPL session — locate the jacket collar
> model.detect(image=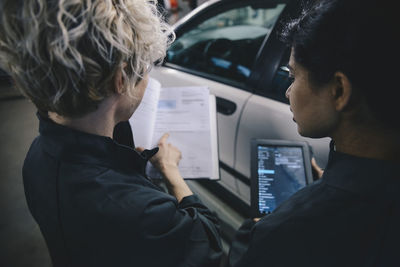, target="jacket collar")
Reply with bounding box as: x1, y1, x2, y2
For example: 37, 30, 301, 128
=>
37, 113, 157, 178
322, 140, 398, 196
